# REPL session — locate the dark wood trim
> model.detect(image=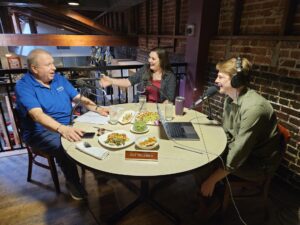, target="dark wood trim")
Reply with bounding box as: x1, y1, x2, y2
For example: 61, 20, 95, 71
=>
28, 19, 37, 34
213, 35, 300, 41
157, 0, 162, 35
135, 5, 139, 35
231, 0, 243, 35
280, 0, 298, 35
0, 34, 138, 46
173, 0, 181, 52
0, 7, 14, 33
139, 34, 186, 39
174, 0, 180, 35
